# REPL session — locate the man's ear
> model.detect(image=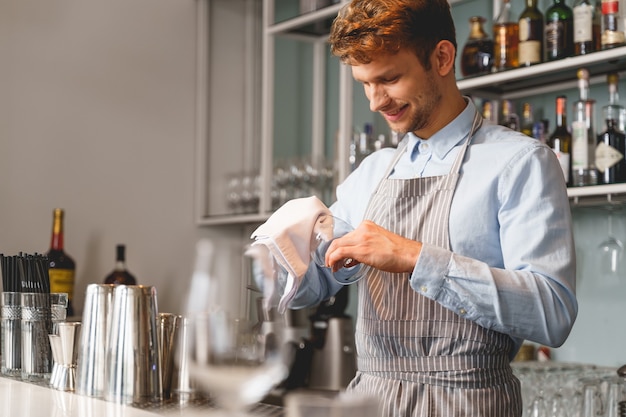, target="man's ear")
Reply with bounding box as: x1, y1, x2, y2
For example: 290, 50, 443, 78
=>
433, 40, 456, 76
